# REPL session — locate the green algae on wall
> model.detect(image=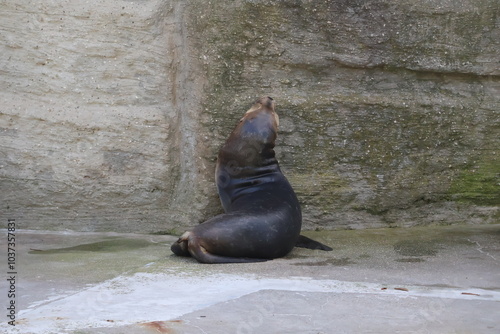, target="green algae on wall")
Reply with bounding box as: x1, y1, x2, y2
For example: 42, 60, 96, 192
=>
449, 159, 500, 206
2, 0, 498, 233
186, 0, 500, 229
147, 0, 498, 230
